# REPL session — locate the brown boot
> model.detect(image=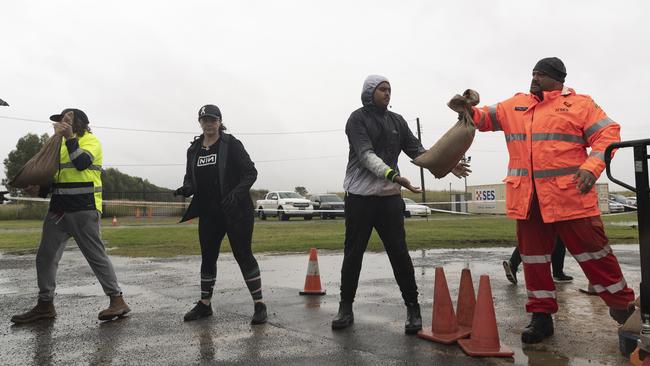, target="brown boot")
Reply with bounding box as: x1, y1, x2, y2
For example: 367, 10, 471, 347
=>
98, 295, 131, 321
11, 300, 56, 324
